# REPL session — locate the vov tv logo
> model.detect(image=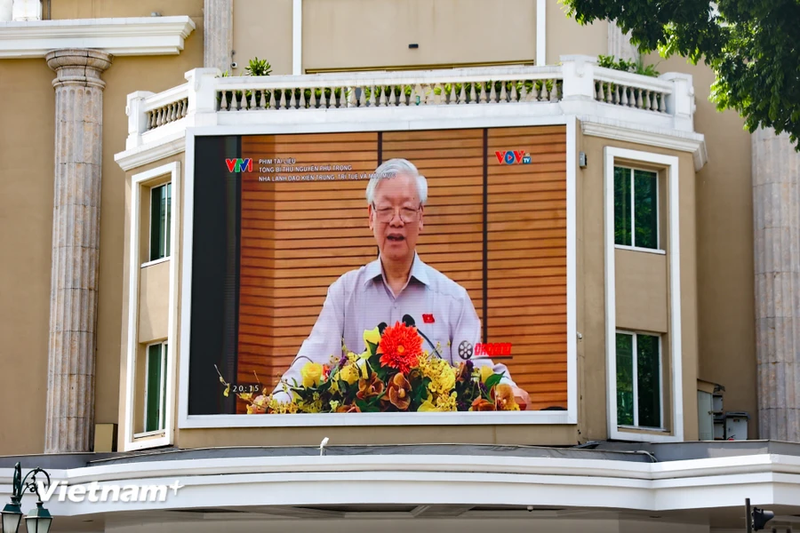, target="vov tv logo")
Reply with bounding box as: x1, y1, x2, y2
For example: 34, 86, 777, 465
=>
225, 158, 253, 172
495, 150, 532, 165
